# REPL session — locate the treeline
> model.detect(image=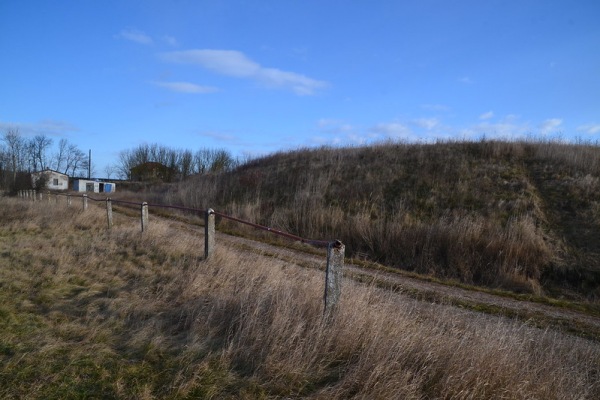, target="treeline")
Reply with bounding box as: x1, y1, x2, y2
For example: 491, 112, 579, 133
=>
117, 143, 241, 181
0, 128, 90, 191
